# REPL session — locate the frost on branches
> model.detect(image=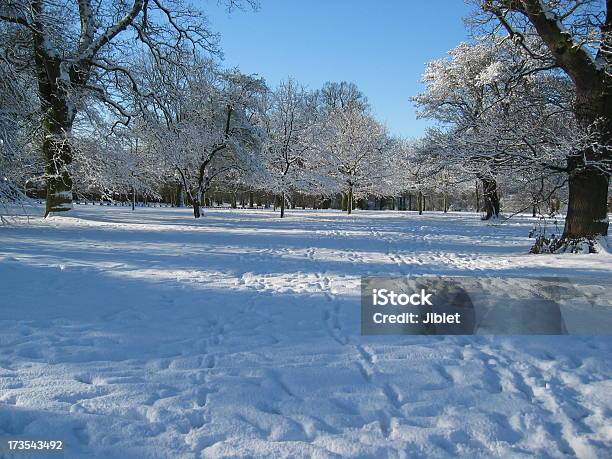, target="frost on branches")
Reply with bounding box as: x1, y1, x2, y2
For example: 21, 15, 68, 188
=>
471, 0, 611, 242
0, 0, 255, 216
